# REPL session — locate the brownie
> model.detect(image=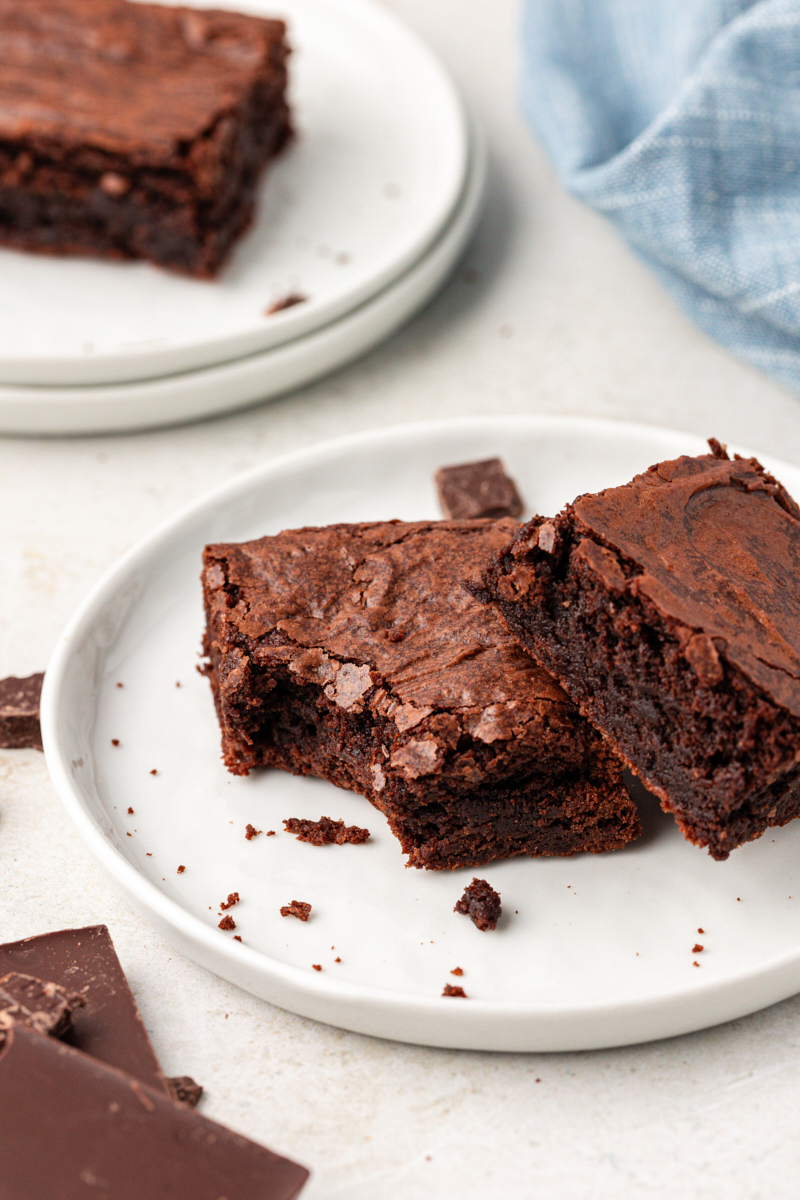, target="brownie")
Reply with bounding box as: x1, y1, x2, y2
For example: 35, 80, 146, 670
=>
0, 673, 44, 750
454, 878, 501, 931
202, 520, 640, 869
0, 0, 290, 277
475, 442, 800, 859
